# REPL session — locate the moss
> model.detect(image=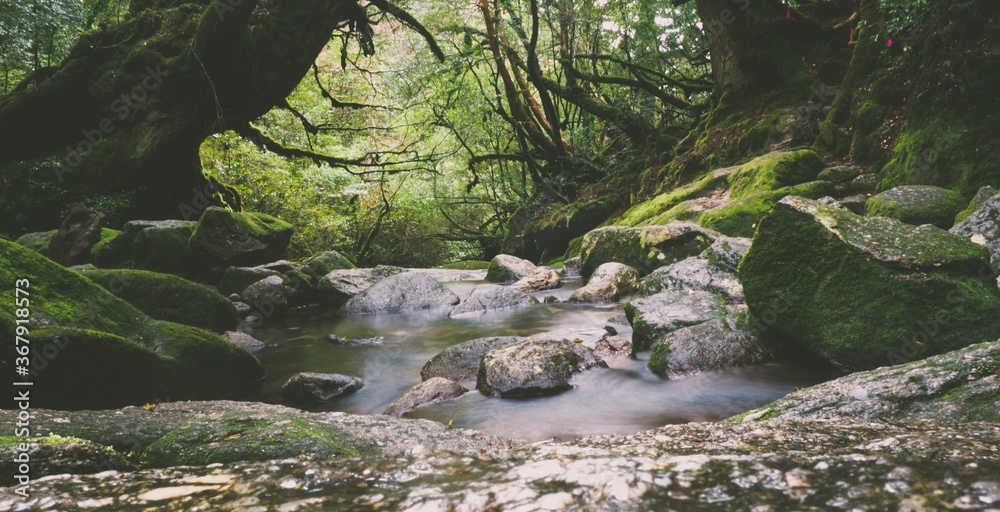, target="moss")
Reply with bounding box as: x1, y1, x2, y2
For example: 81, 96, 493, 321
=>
563, 236, 584, 259
616, 173, 724, 227
437, 260, 491, 270
647, 341, 671, 376
79, 268, 238, 333
14, 230, 56, 253
0, 434, 95, 450
738, 197, 1000, 371
140, 412, 360, 467
727, 150, 826, 199
954, 186, 998, 224
189, 207, 294, 268
699, 181, 836, 237
865, 186, 967, 229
